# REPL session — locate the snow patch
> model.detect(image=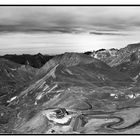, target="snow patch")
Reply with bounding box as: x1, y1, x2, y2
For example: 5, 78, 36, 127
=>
43, 85, 49, 91
65, 69, 73, 75
127, 94, 135, 99
9, 68, 17, 71
110, 93, 116, 97
7, 96, 17, 103
36, 93, 44, 100
47, 84, 58, 93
